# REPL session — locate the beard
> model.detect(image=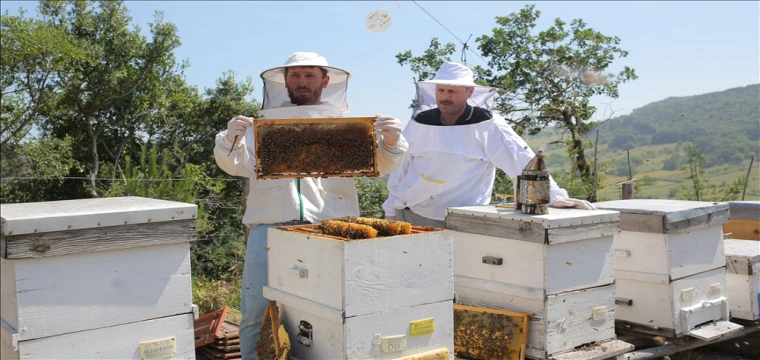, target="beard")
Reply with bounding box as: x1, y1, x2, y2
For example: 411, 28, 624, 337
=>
287, 85, 323, 105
